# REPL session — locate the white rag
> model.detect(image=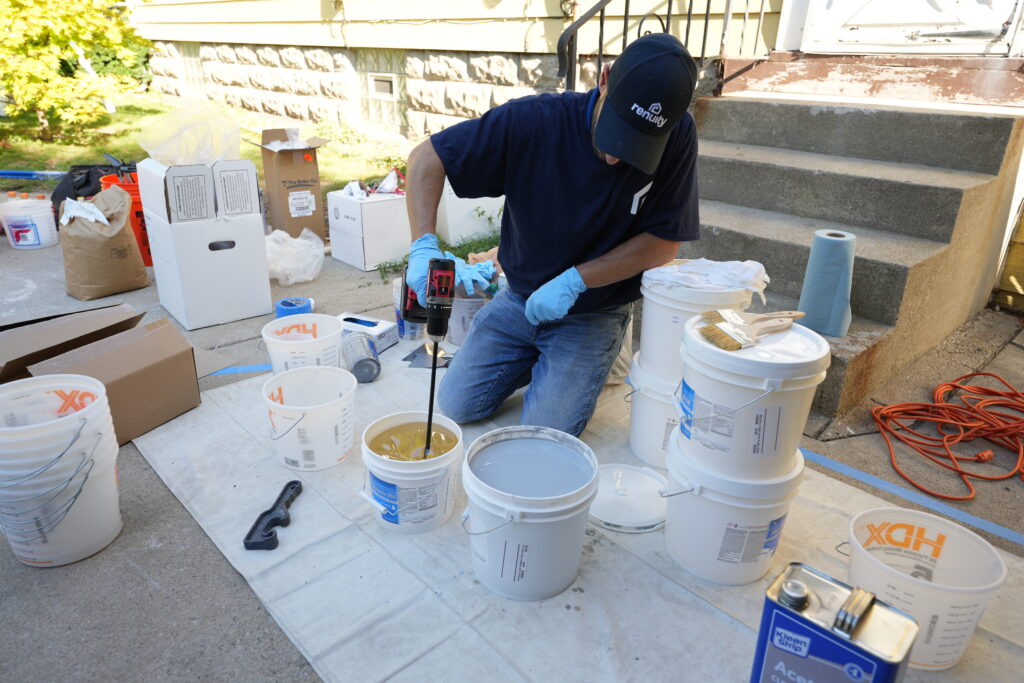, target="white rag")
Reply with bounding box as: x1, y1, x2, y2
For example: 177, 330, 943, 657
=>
59, 198, 109, 226
644, 258, 770, 304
